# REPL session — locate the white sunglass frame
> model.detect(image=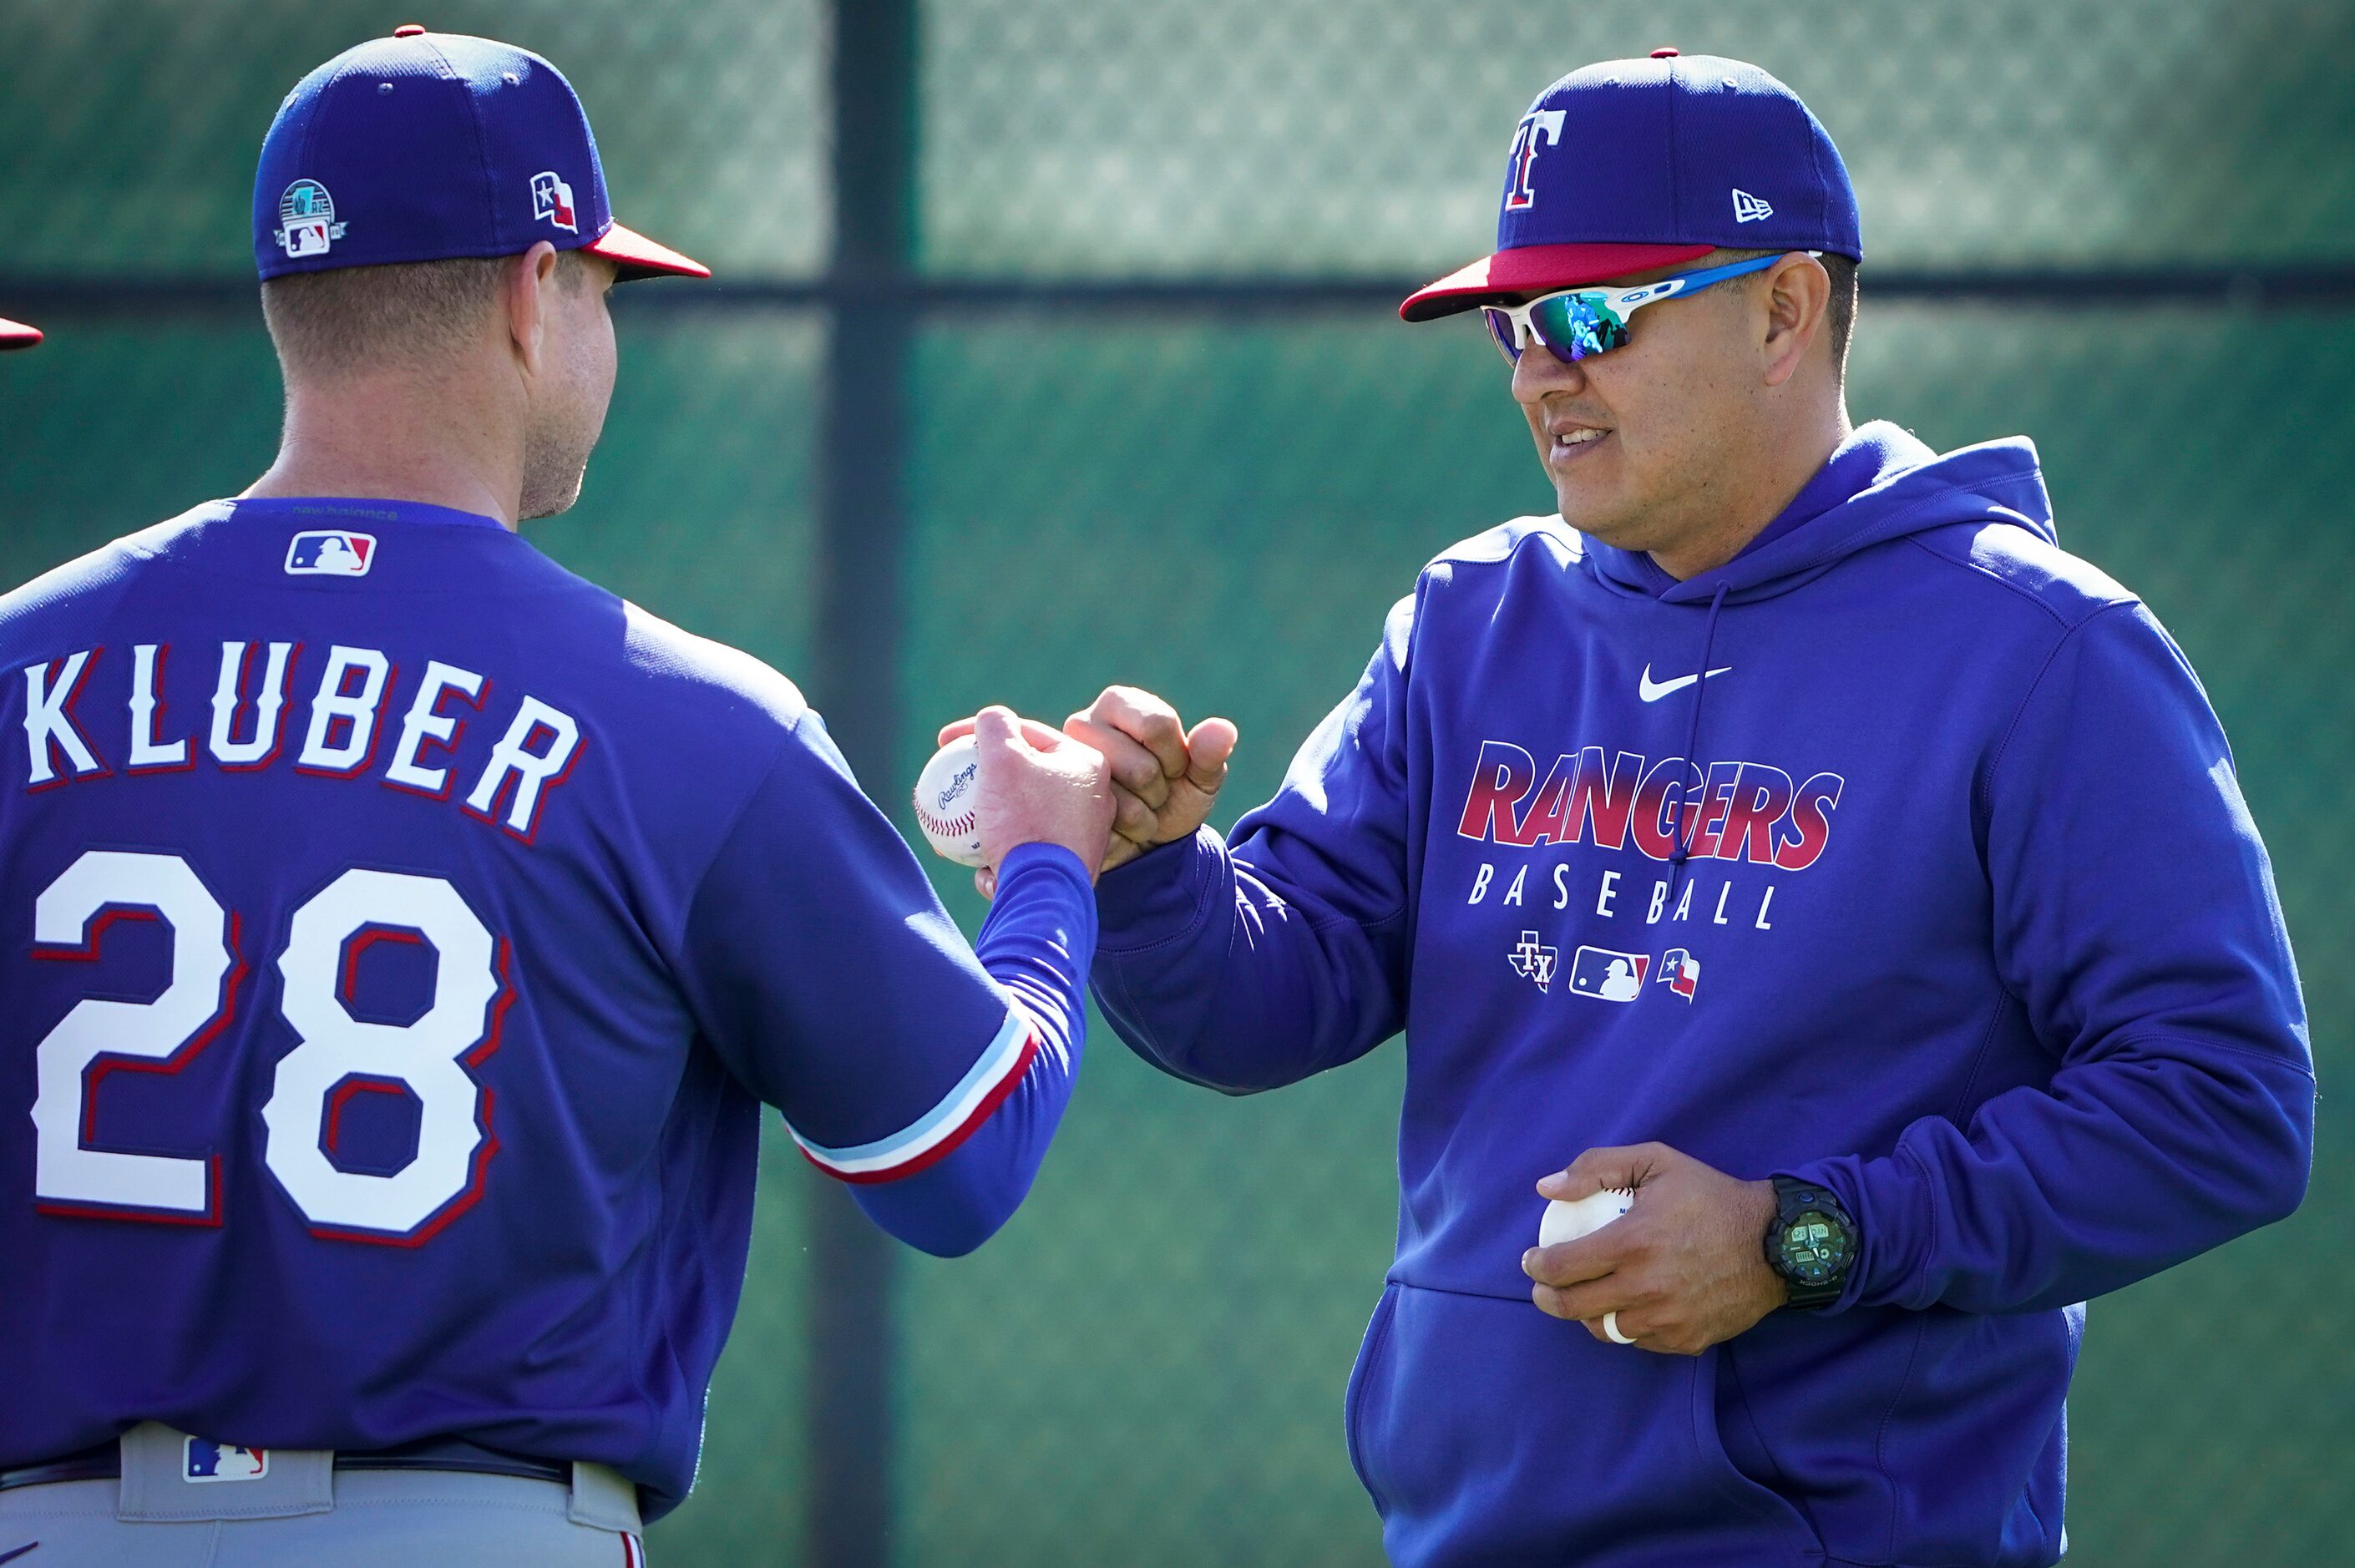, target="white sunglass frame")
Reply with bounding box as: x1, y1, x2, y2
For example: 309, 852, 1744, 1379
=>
1482, 250, 1825, 365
